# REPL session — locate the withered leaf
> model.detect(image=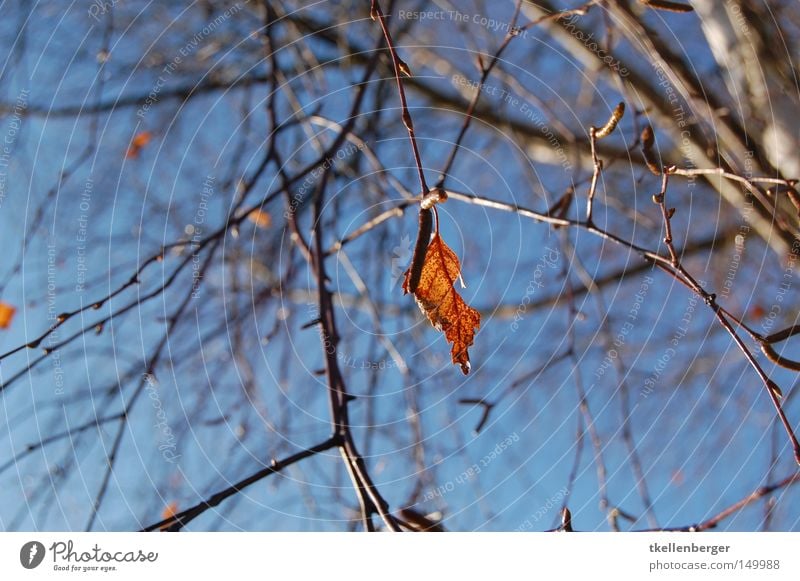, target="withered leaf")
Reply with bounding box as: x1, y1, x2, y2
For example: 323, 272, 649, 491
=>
162, 501, 179, 520
403, 233, 480, 374
160, 501, 179, 531
248, 208, 272, 229
126, 131, 153, 159
0, 302, 16, 330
